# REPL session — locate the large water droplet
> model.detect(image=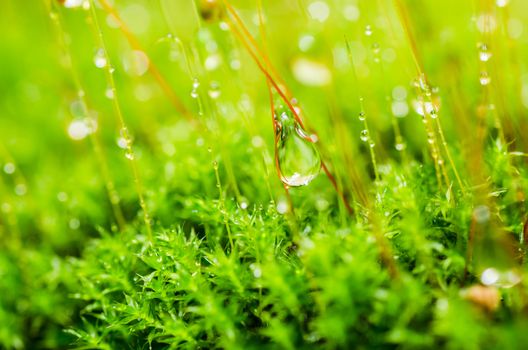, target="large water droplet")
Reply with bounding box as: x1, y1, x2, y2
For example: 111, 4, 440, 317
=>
274, 107, 321, 187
